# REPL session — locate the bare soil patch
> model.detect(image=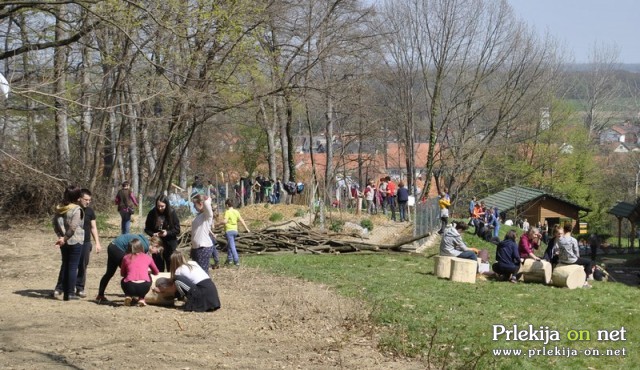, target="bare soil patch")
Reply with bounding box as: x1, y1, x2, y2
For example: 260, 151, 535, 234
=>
0, 213, 424, 369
